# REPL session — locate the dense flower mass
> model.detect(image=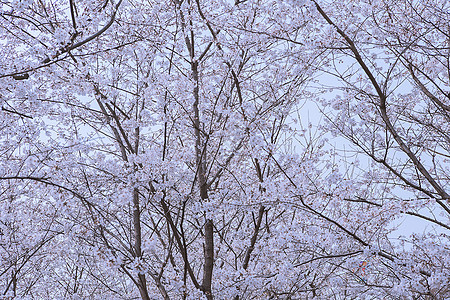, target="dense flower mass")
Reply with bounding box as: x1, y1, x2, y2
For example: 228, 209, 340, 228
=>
0, 0, 448, 299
